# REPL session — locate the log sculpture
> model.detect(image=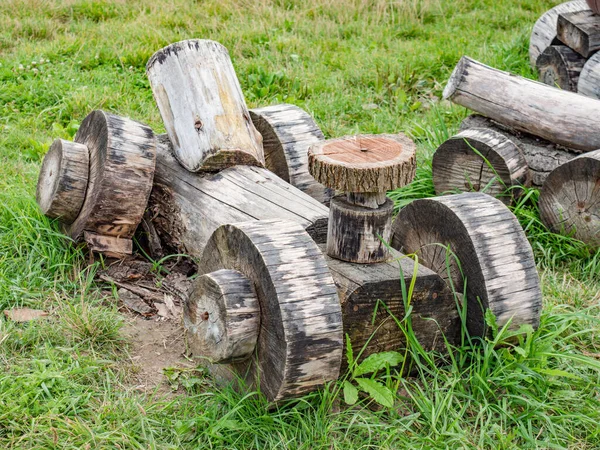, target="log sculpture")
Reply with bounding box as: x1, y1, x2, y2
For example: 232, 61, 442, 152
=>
432, 127, 531, 203
36, 110, 157, 256
557, 9, 600, 57
539, 150, 600, 247
146, 39, 264, 172
536, 45, 586, 91
529, 0, 588, 67
391, 193, 543, 337
250, 104, 333, 205
444, 56, 600, 152
308, 134, 416, 263
578, 51, 600, 98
